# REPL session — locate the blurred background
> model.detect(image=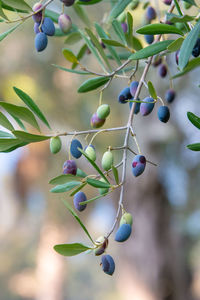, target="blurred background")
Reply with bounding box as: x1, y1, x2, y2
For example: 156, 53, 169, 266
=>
0, 1, 200, 299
